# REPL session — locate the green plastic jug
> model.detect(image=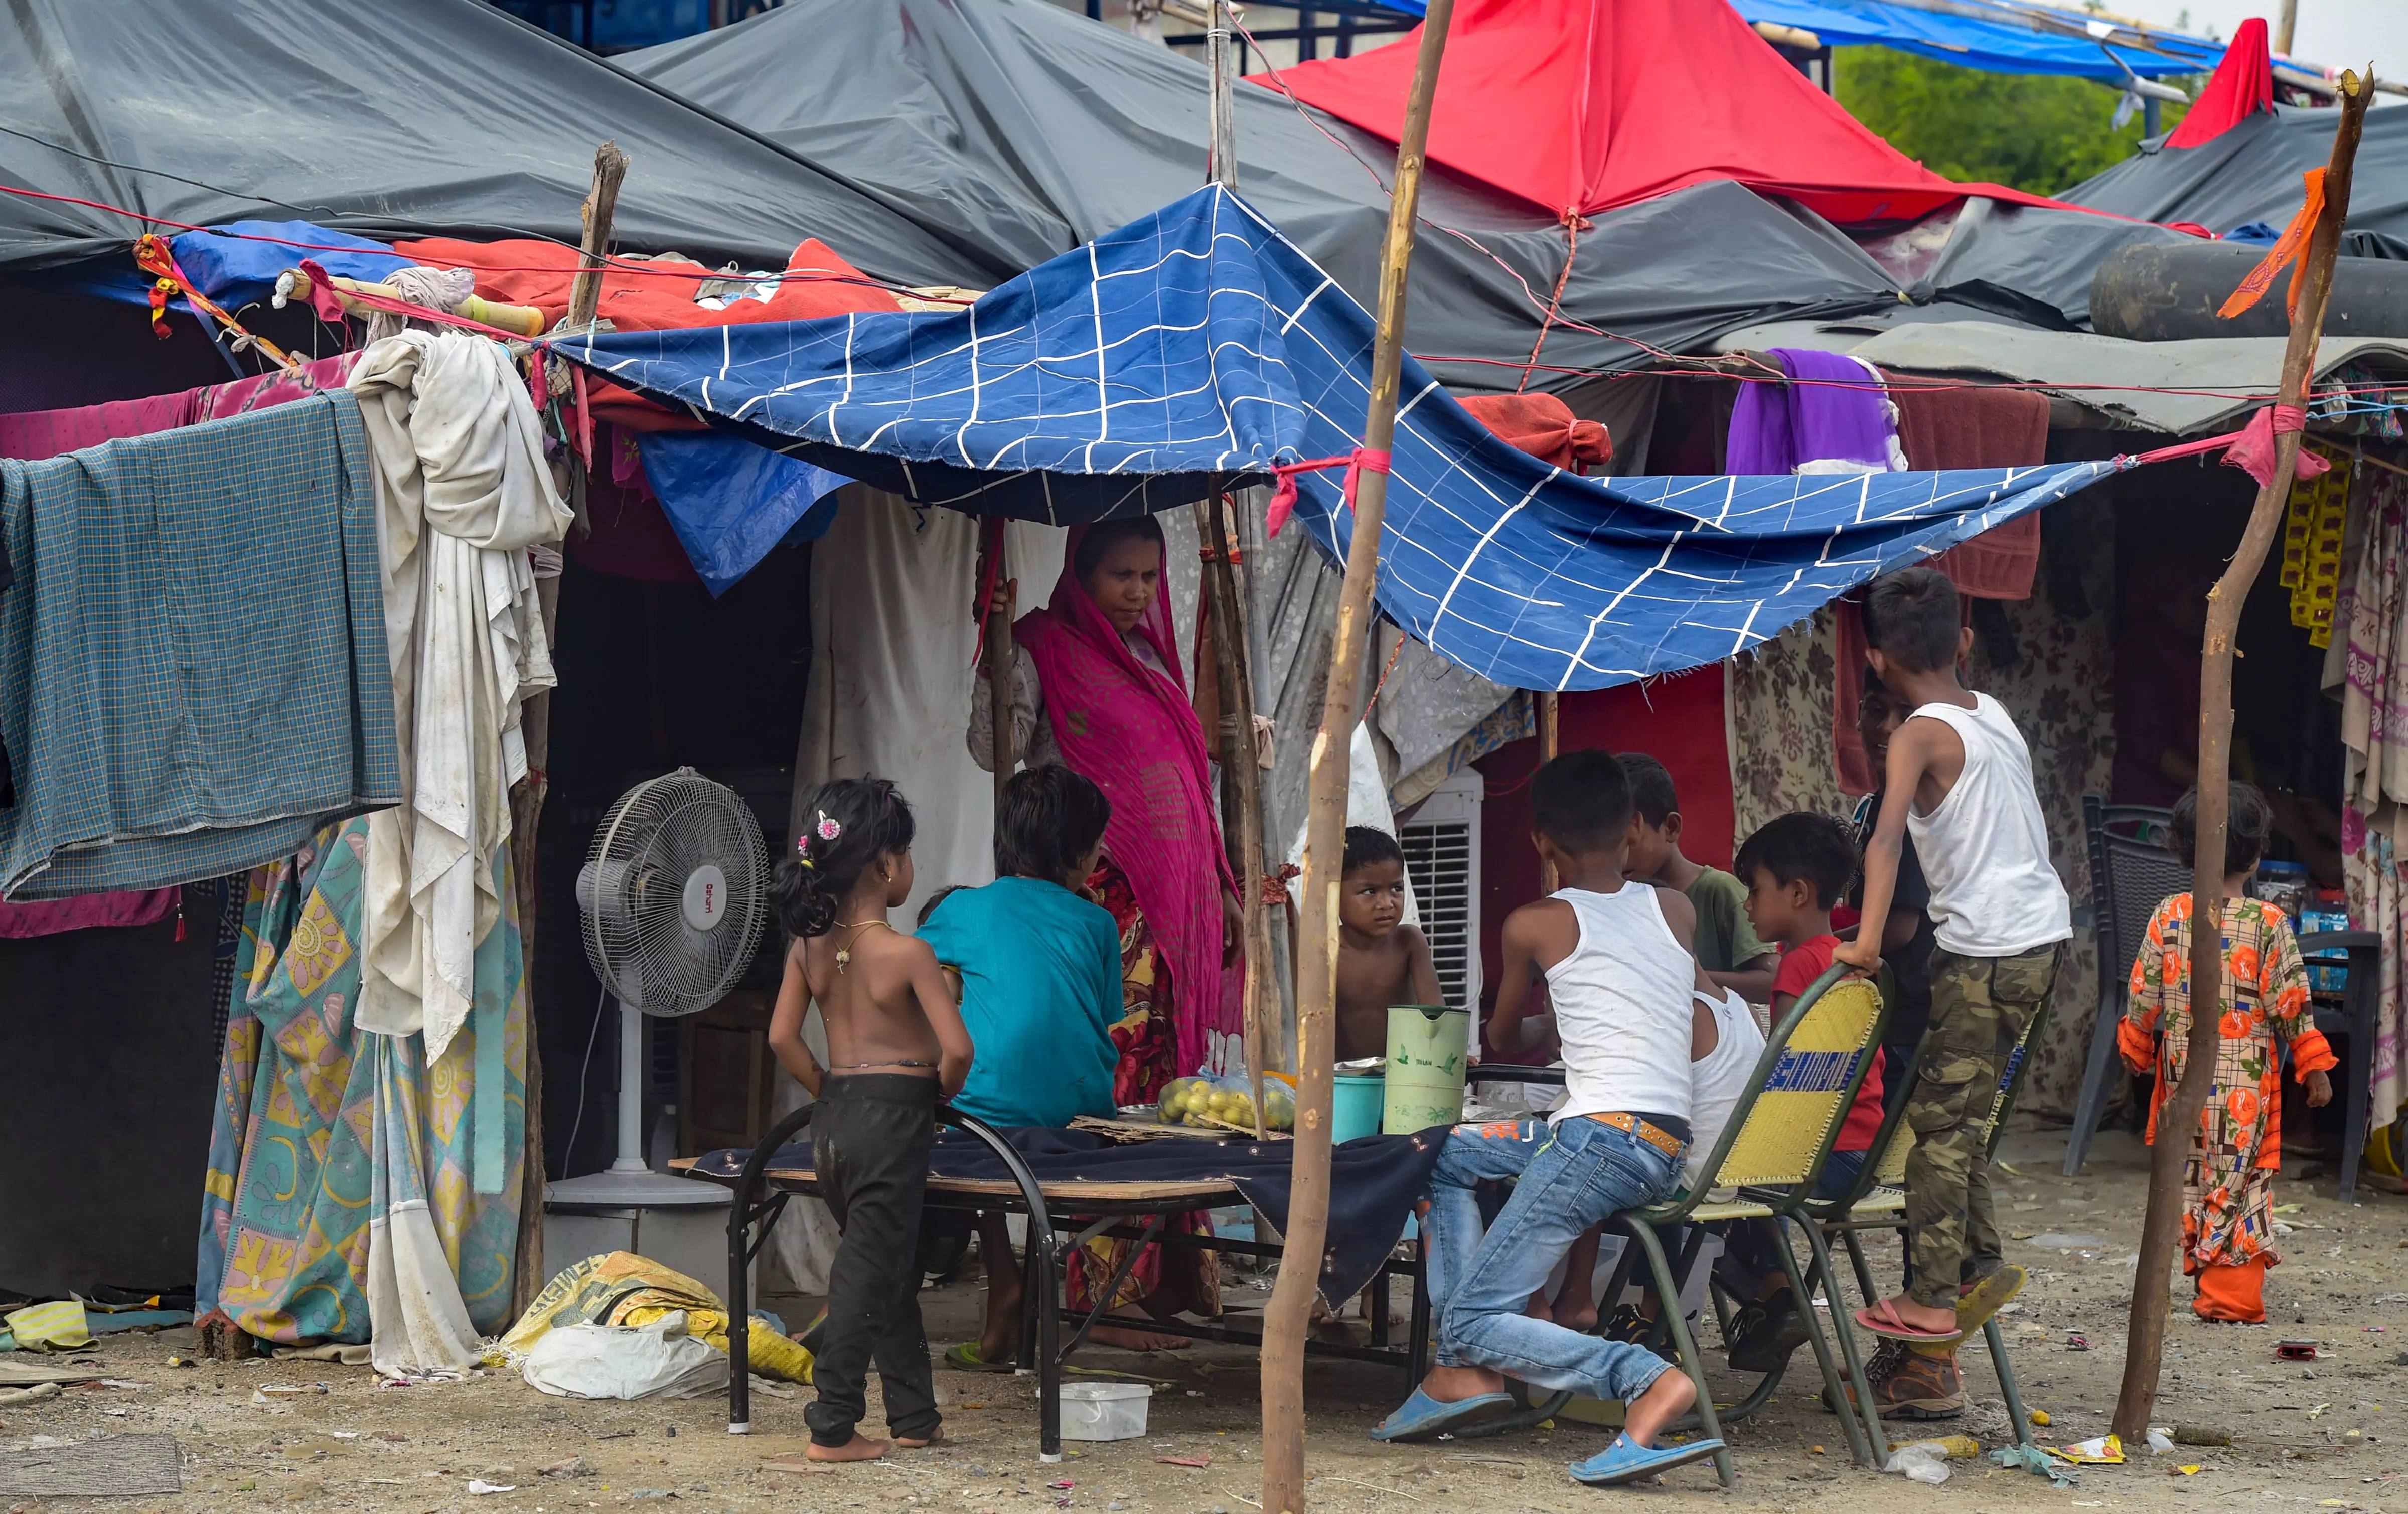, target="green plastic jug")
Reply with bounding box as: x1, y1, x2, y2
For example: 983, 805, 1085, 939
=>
1383, 1003, 1471, 1134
